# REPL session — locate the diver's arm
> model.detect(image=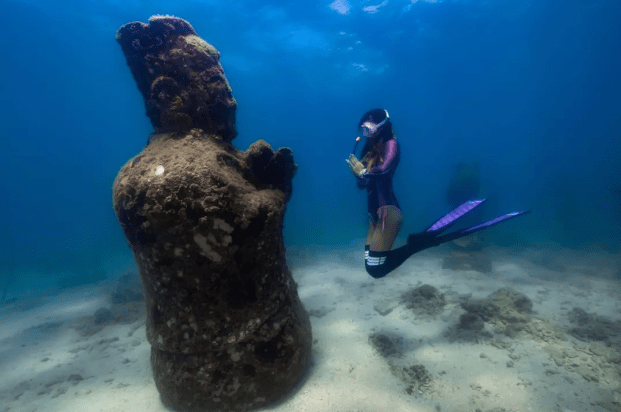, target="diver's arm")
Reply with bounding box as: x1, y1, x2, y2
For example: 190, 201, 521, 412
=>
367, 139, 398, 175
